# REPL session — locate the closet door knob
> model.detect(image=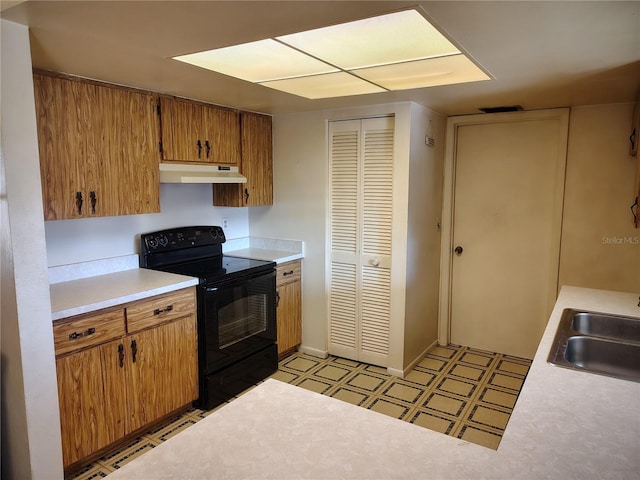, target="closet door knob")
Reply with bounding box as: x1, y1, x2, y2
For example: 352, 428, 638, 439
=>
454, 246, 464, 255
